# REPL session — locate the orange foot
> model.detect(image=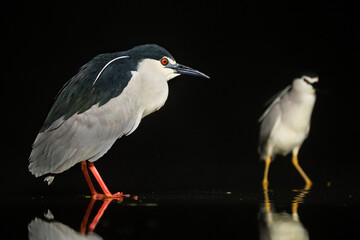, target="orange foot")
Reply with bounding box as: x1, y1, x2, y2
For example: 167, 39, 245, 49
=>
92, 191, 124, 200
